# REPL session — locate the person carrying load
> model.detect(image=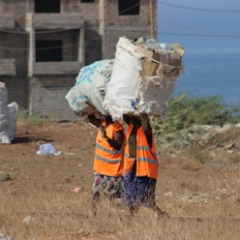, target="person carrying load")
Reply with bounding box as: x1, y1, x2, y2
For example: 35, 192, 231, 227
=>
123, 113, 169, 217
88, 114, 126, 215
